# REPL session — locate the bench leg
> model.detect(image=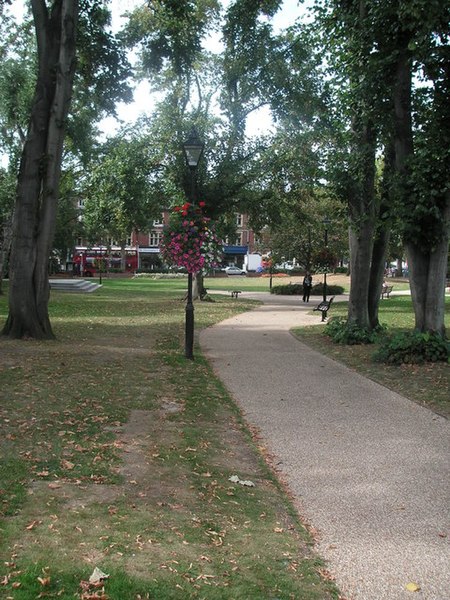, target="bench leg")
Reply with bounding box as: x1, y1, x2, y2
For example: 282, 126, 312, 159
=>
321, 310, 327, 322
